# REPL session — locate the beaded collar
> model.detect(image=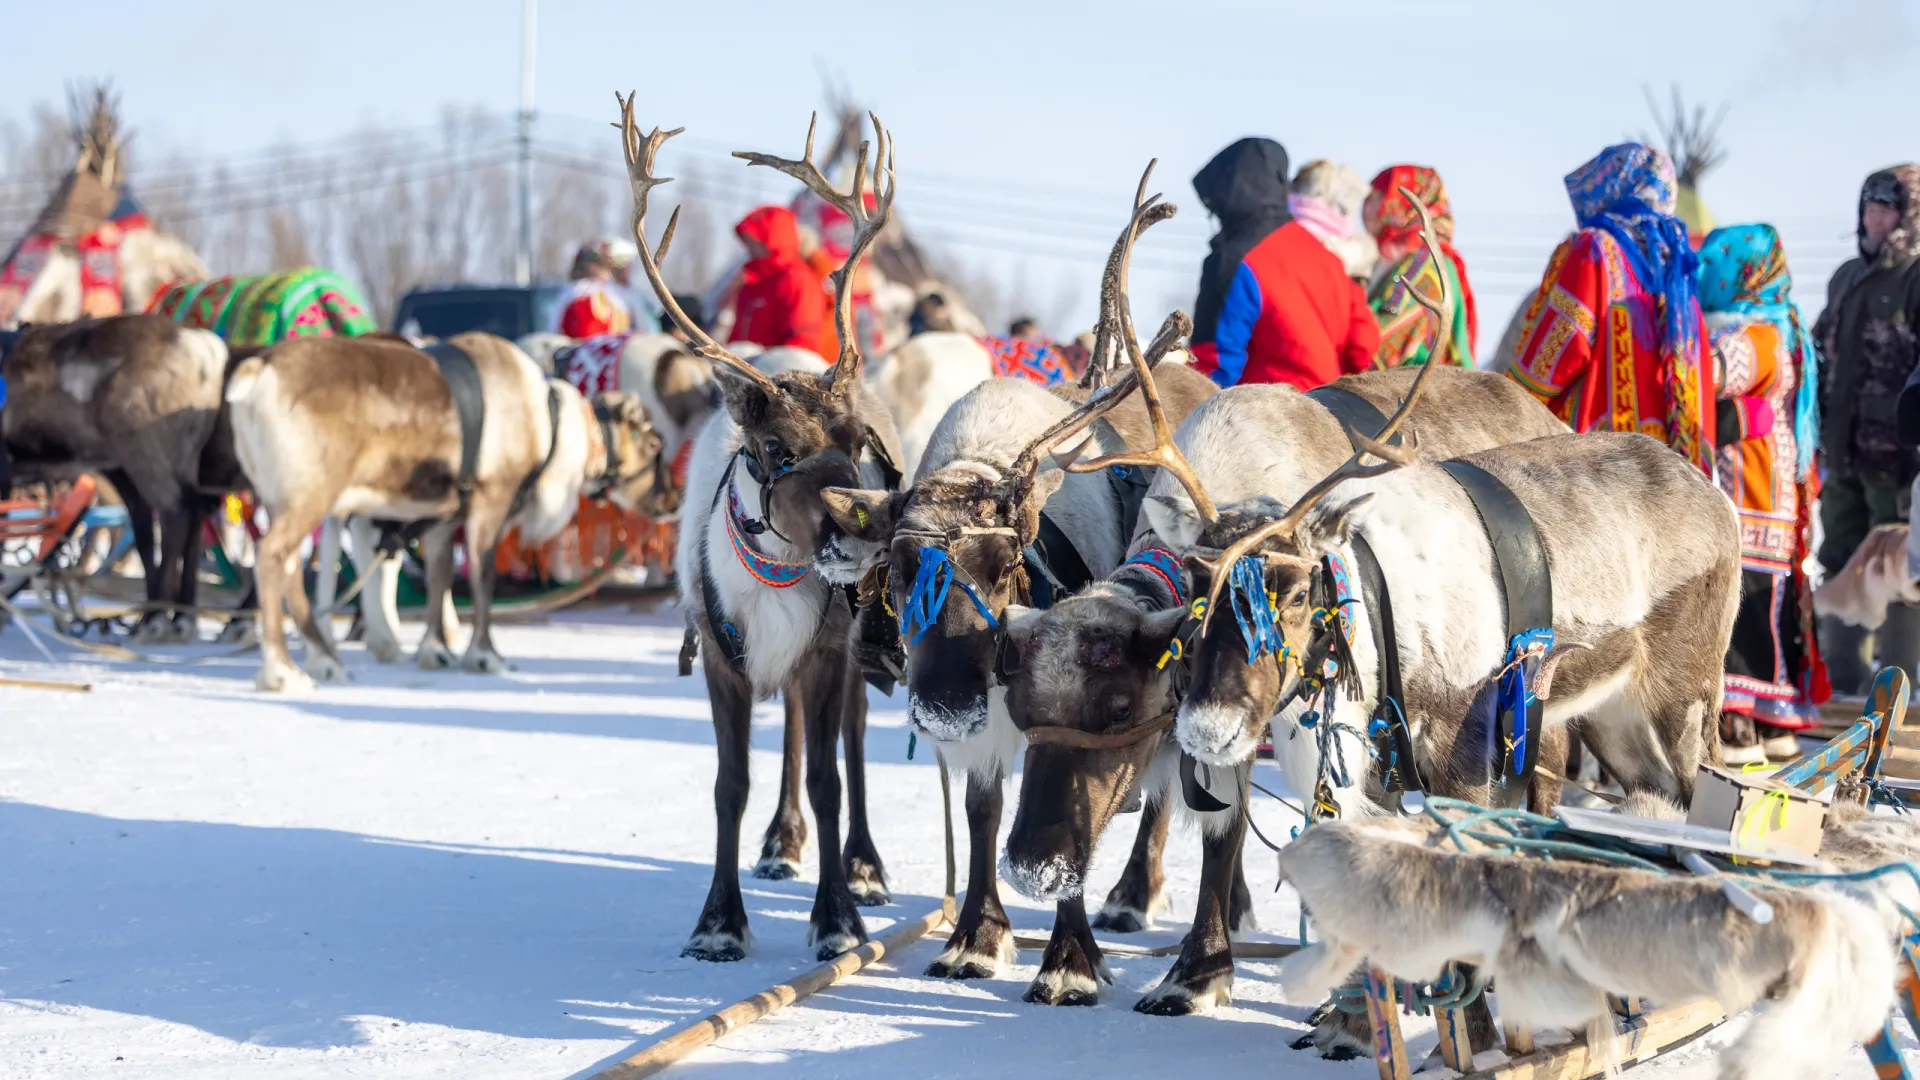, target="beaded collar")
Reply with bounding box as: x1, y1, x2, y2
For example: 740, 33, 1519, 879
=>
724, 458, 810, 588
